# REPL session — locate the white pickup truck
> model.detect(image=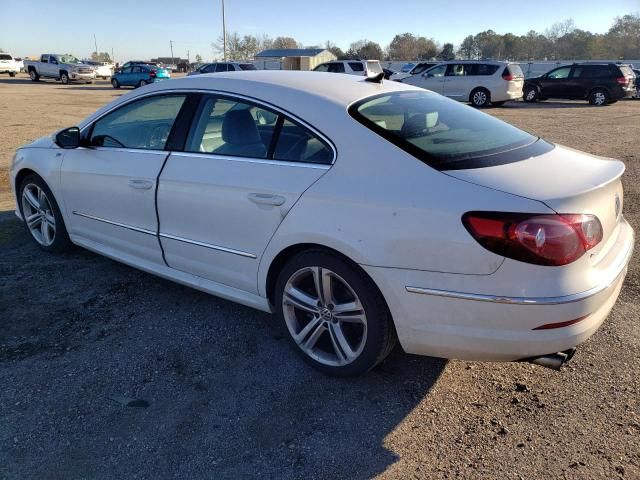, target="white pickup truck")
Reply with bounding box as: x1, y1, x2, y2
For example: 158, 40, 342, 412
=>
24, 54, 96, 84
0, 53, 21, 77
